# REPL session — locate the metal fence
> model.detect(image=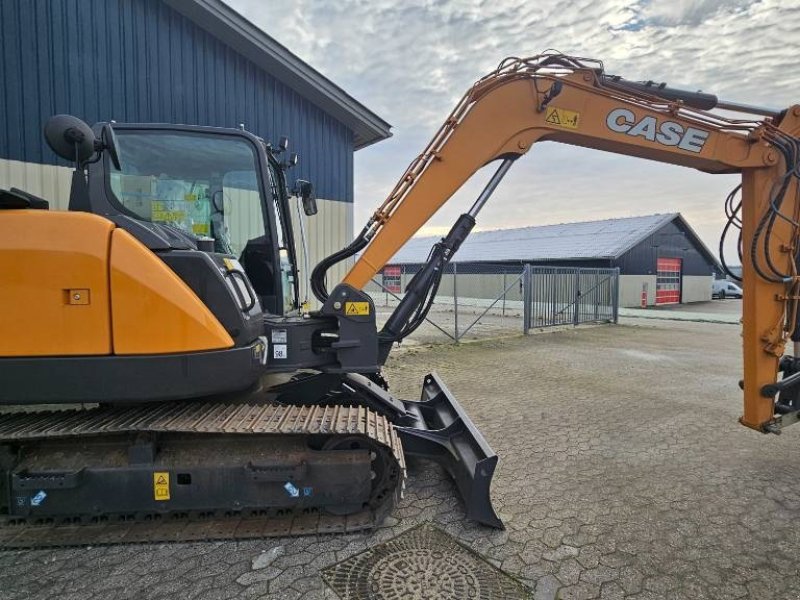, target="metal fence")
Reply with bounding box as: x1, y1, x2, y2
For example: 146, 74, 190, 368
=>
365, 263, 618, 343
523, 266, 619, 331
